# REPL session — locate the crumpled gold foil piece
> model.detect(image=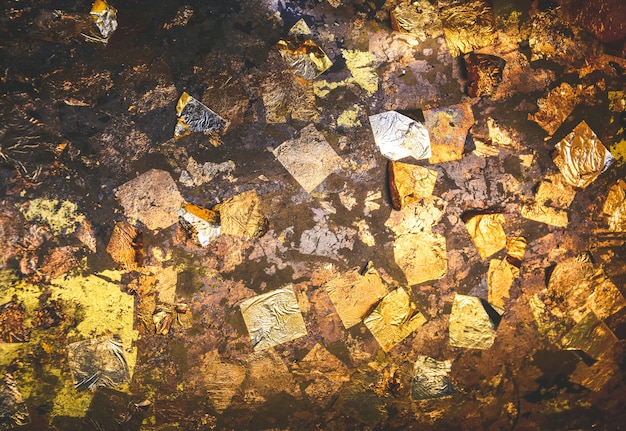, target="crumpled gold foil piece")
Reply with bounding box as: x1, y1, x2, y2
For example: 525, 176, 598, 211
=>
463, 213, 506, 259
506, 236, 527, 262
449, 294, 501, 350
88, 0, 117, 43
363, 288, 426, 352
608, 91, 625, 113
178, 202, 220, 246
393, 231, 447, 285
521, 173, 577, 227
553, 121, 614, 189
529, 82, 577, 136
67, 336, 130, 391
425, 103, 474, 164
390, 0, 443, 40
561, 311, 617, 360
275, 26, 332, 82
603, 179, 626, 231
273, 124, 343, 193
262, 71, 318, 123
214, 190, 267, 239
388, 161, 438, 210
439, 0, 496, 58
487, 258, 518, 309
240, 286, 308, 351
199, 352, 246, 413
174, 92, 227, 139
325, 263, 388, 329
411, 356, 456, 400
464, 53, 506, 98
0, 374, 30, 428
106, 221, 142, 270
385, 197, 447, 236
